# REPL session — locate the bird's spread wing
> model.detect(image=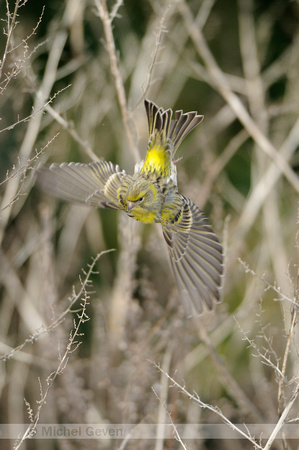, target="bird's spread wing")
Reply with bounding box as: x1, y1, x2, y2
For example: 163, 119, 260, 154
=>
37, 161, 133, 210
162, 196, 223, 316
